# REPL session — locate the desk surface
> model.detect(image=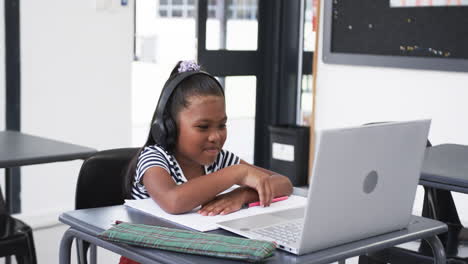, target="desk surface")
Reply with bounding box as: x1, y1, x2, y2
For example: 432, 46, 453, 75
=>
60, 205, 447, 264
420, 144, 468, 192
0, 130, 97, 167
